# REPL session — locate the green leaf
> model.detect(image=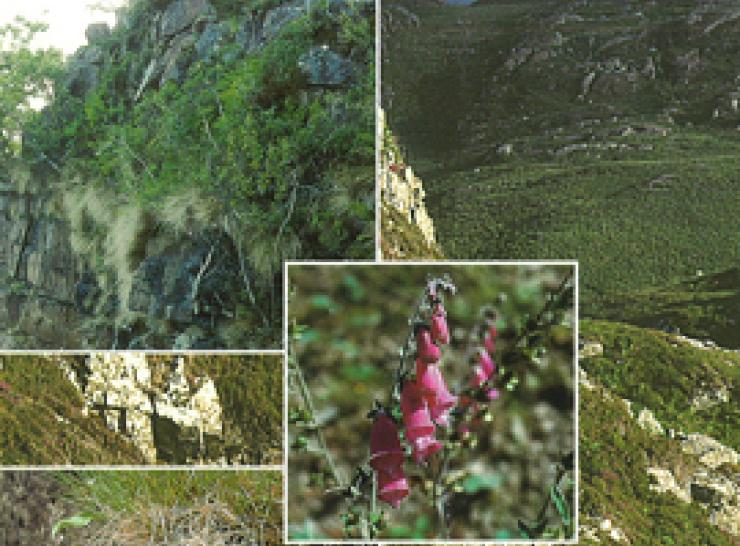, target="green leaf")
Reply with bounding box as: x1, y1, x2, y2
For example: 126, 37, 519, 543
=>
311, 294, 336, 311
550, 484, 571, 526
51, 515, 92, 538
461, 473, 502, 493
